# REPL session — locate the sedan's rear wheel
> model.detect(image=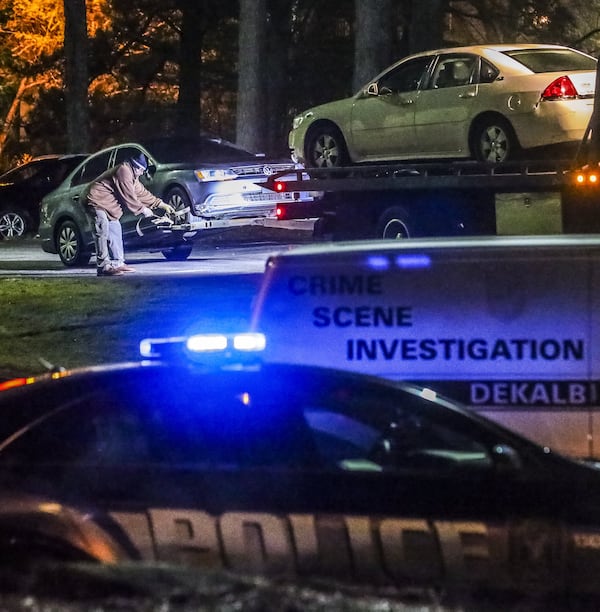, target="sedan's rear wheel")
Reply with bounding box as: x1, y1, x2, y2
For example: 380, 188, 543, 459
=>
0, 210, 28, 240
472, 117, 518, 163
57, 220, 91, 266
306, 126, 349, 169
